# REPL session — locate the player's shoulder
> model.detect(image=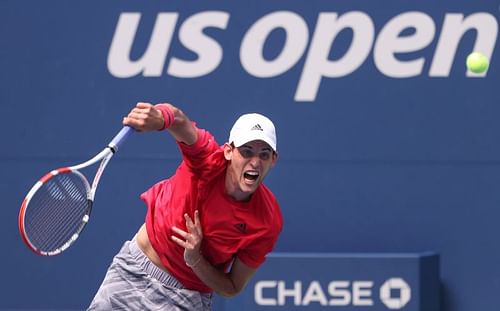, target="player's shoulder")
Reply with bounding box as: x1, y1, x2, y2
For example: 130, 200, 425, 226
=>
258, 183, 277, 201
257, 185, 282, 218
